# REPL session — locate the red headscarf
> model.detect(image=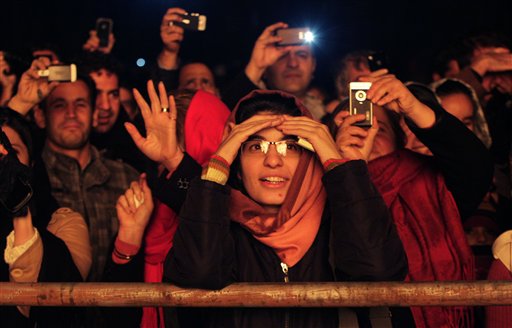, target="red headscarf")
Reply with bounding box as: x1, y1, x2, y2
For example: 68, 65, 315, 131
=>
368, 149, 474, 328
142, 90, 230, 328
227, 90, 326, 267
